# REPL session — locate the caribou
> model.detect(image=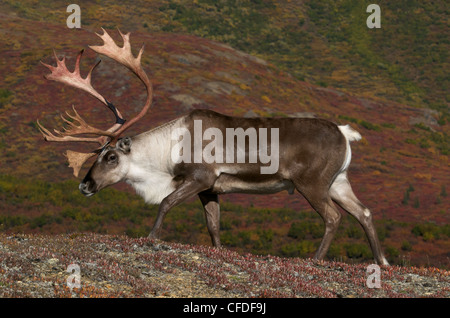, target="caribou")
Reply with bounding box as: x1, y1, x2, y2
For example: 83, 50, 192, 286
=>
38, 29, 389, 265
